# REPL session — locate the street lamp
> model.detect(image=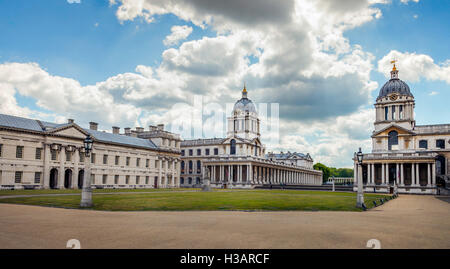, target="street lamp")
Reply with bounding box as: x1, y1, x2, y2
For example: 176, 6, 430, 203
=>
356, 147, 364, 208
80, 134, 94, 207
